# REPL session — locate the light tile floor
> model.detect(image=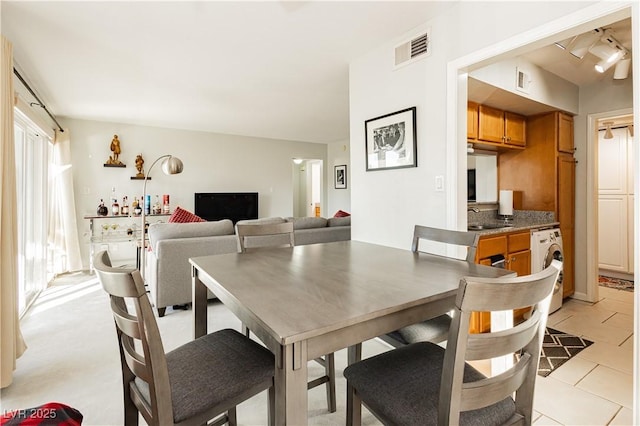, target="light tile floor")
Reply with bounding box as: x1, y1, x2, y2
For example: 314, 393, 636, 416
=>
531, 286, 634, 425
